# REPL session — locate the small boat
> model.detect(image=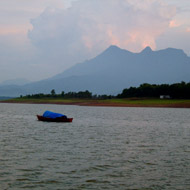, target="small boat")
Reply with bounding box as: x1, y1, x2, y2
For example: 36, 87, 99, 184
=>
37, 111, 73, 122
37, 115, 73, 122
